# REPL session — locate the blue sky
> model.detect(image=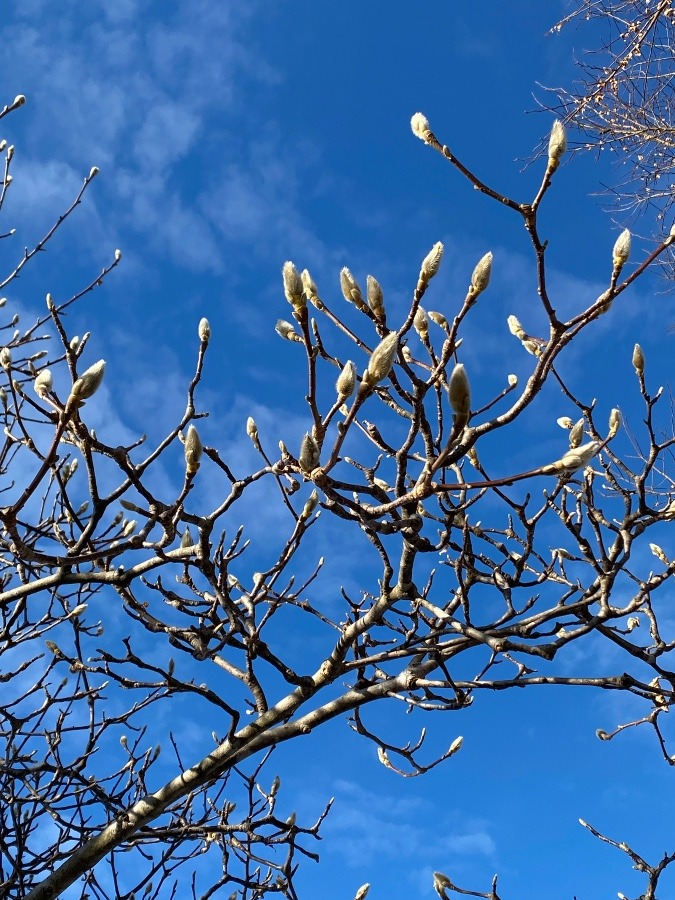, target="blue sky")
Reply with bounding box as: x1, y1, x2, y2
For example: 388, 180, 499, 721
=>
3, 1, 675, 899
